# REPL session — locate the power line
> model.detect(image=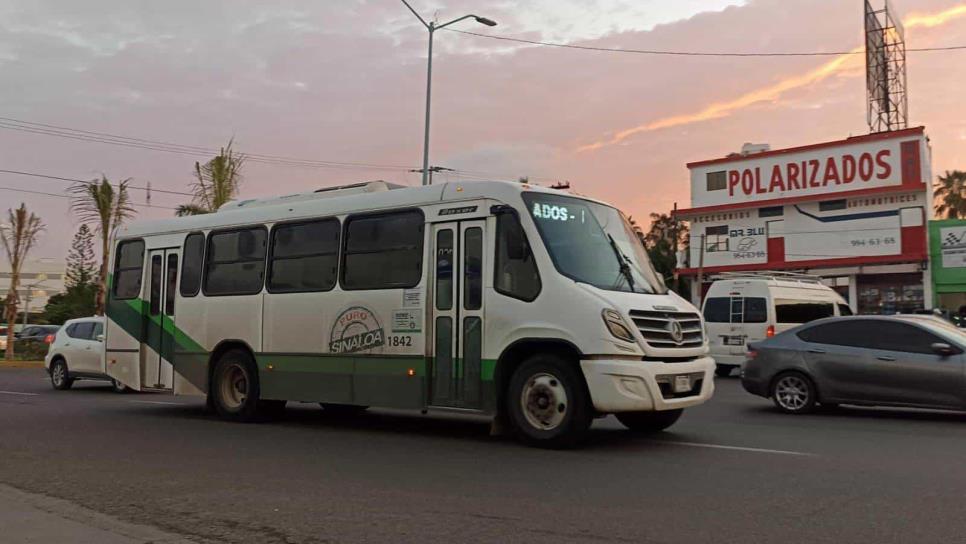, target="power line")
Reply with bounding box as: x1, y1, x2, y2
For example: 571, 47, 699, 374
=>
0, 185, 178, 210
447, 28, 966, 57
0, 117, 415, 172
0, 116, 568, 185
0, 168, 192, 196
